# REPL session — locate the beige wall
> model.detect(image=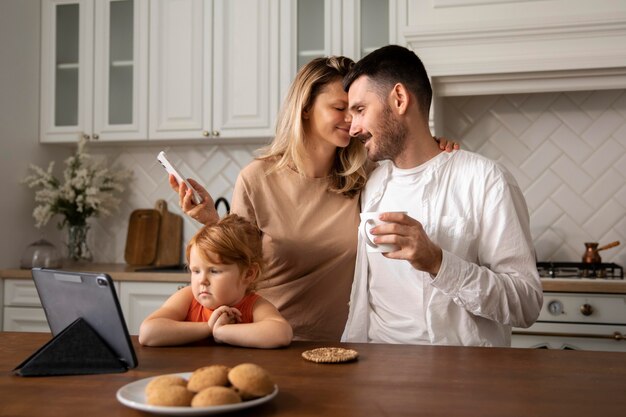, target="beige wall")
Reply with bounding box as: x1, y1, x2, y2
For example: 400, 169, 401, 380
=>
0, 0, 69, 268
